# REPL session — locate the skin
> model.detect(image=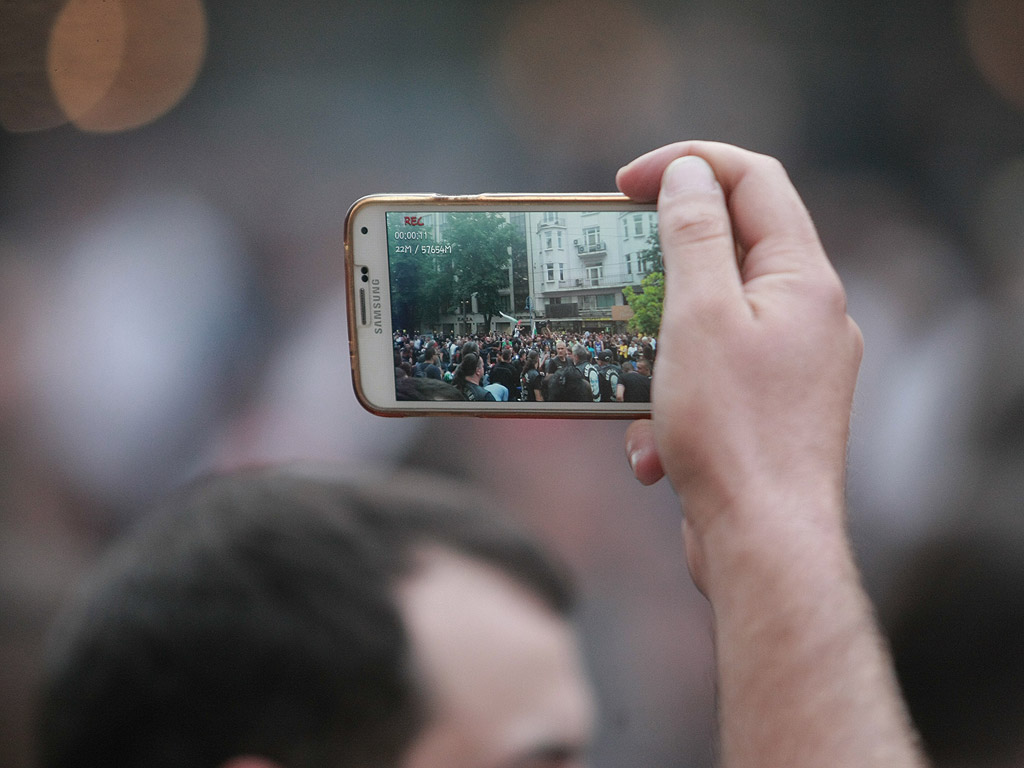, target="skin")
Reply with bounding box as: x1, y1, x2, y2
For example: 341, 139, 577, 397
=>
616, 142, 926, 768
398, 549, 594, 768
220, 548, 592, 768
